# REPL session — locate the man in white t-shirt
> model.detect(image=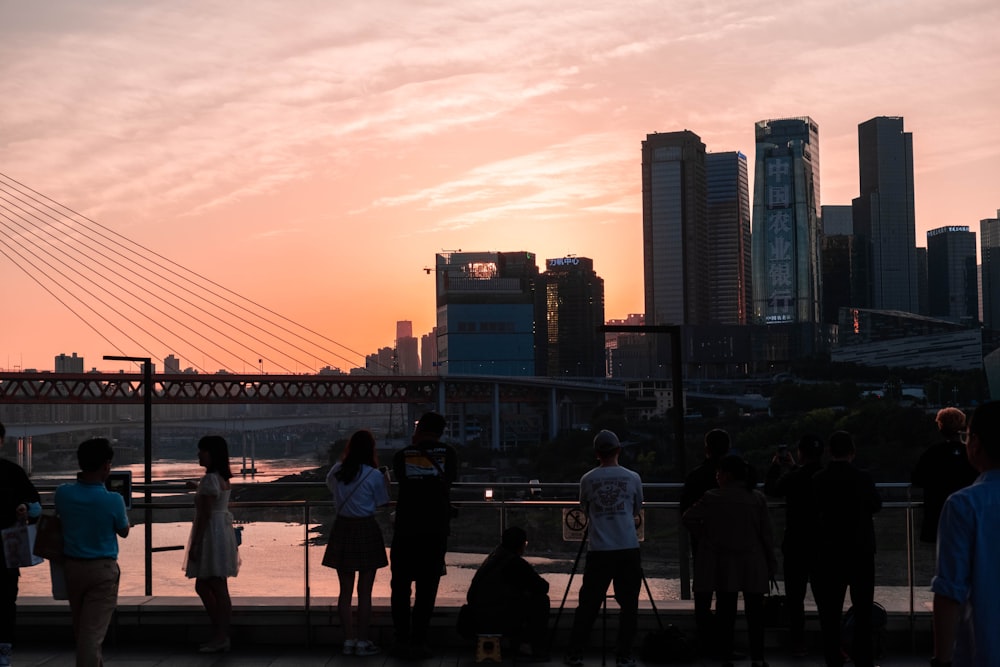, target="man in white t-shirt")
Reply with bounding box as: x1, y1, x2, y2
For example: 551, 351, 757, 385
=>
563, 430, 643, 667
